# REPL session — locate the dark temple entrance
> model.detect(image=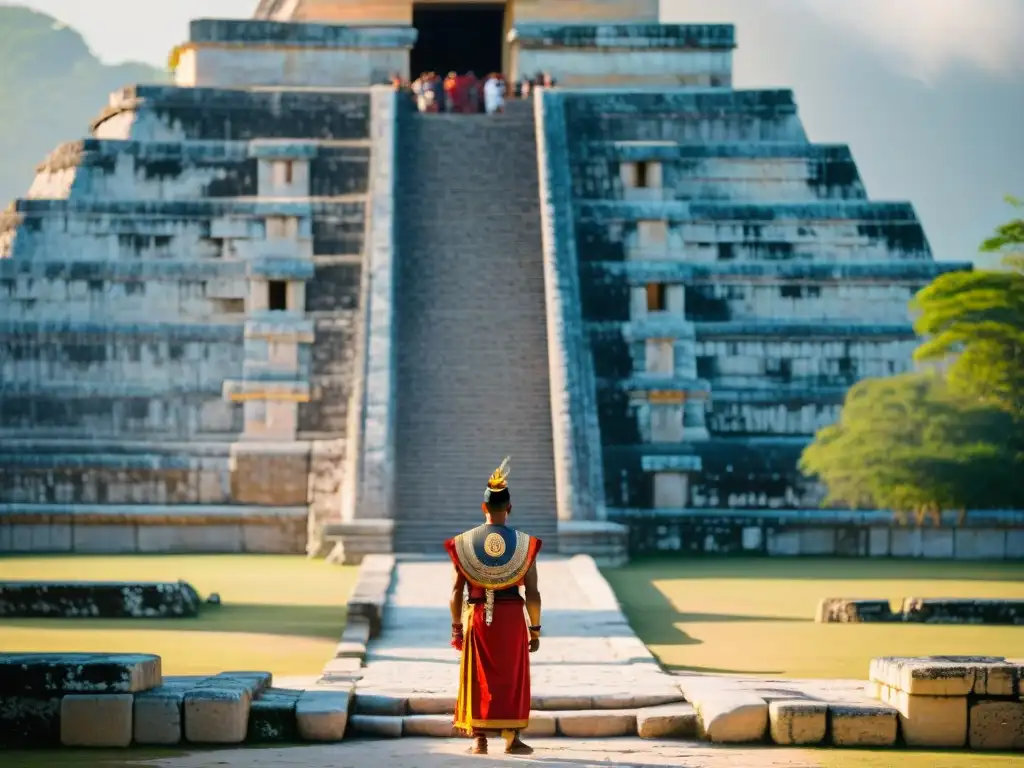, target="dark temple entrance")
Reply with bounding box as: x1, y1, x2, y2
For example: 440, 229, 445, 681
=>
410, 3, 506, 78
